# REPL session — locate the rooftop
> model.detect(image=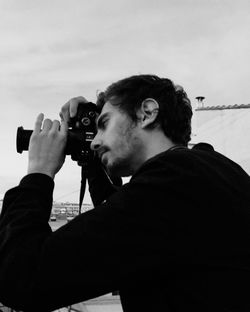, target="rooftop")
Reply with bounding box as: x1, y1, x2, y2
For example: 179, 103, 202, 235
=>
196, 104, 250, 111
